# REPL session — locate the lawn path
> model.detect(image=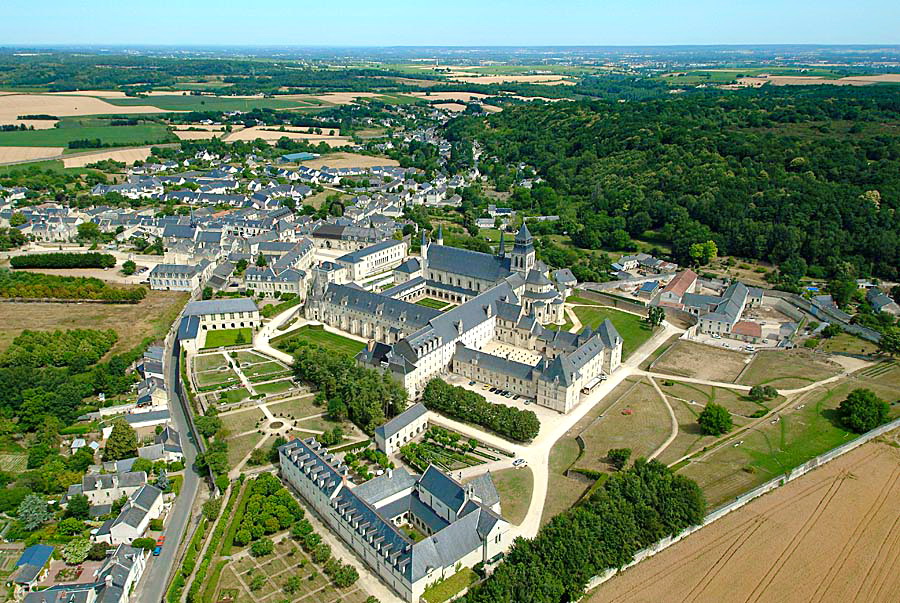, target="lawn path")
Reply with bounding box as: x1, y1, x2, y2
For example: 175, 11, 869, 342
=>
647, 376, 678, 461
